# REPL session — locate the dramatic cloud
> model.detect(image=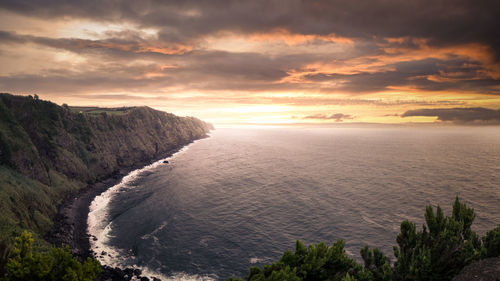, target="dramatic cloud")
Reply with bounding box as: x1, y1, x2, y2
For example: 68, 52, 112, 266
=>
0, 1, 499, 124
304, 113, 354, 122
401, 108, 500, 124
1, 1, 499, 52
